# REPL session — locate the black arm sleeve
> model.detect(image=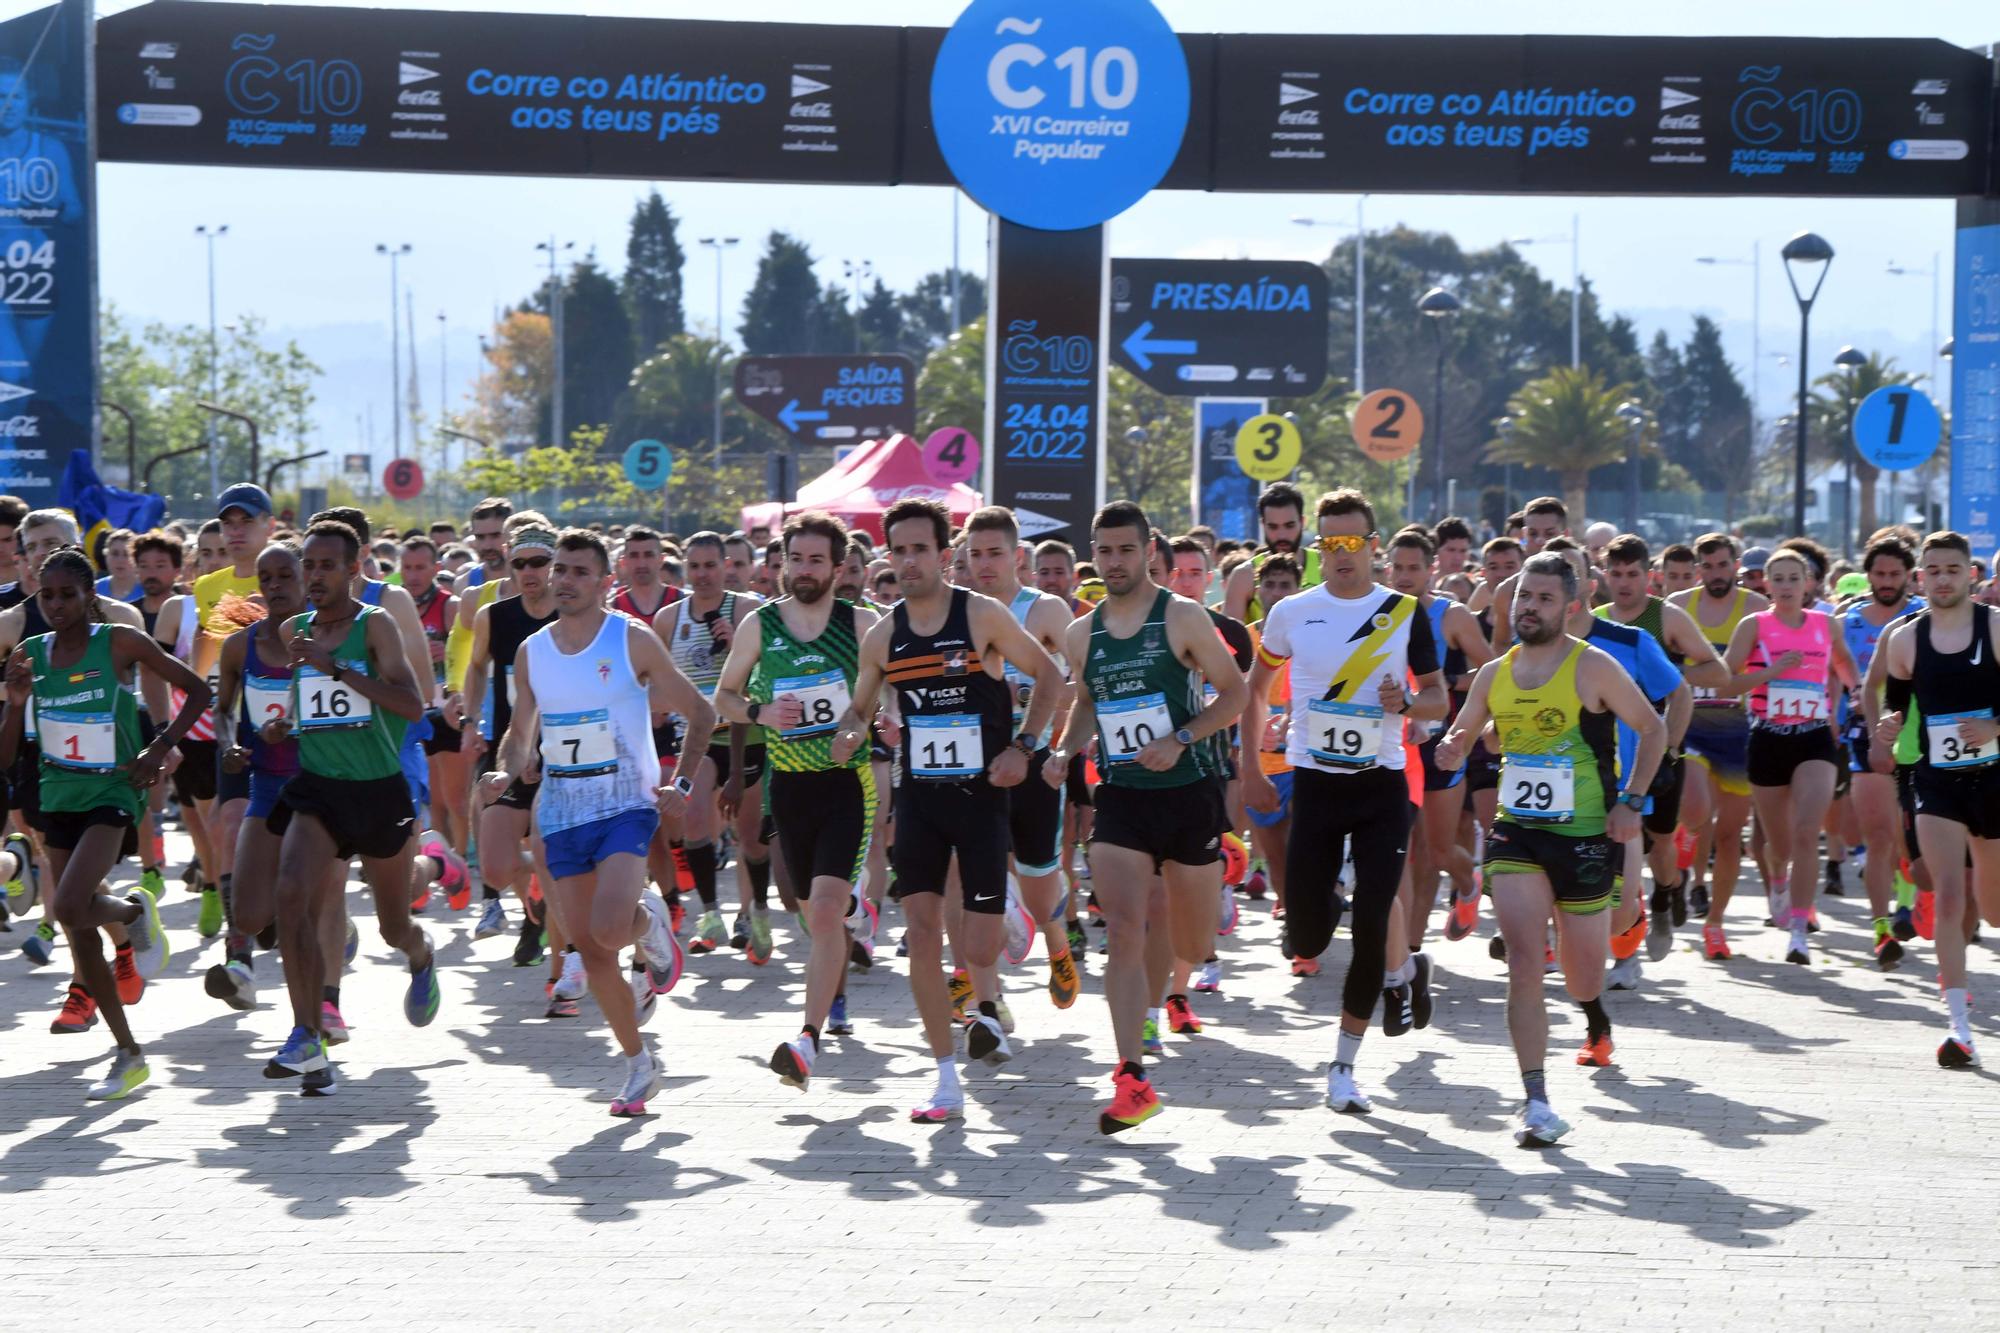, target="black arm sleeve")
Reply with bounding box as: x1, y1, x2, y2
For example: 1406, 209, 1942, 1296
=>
1884, 673, 1913, 716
